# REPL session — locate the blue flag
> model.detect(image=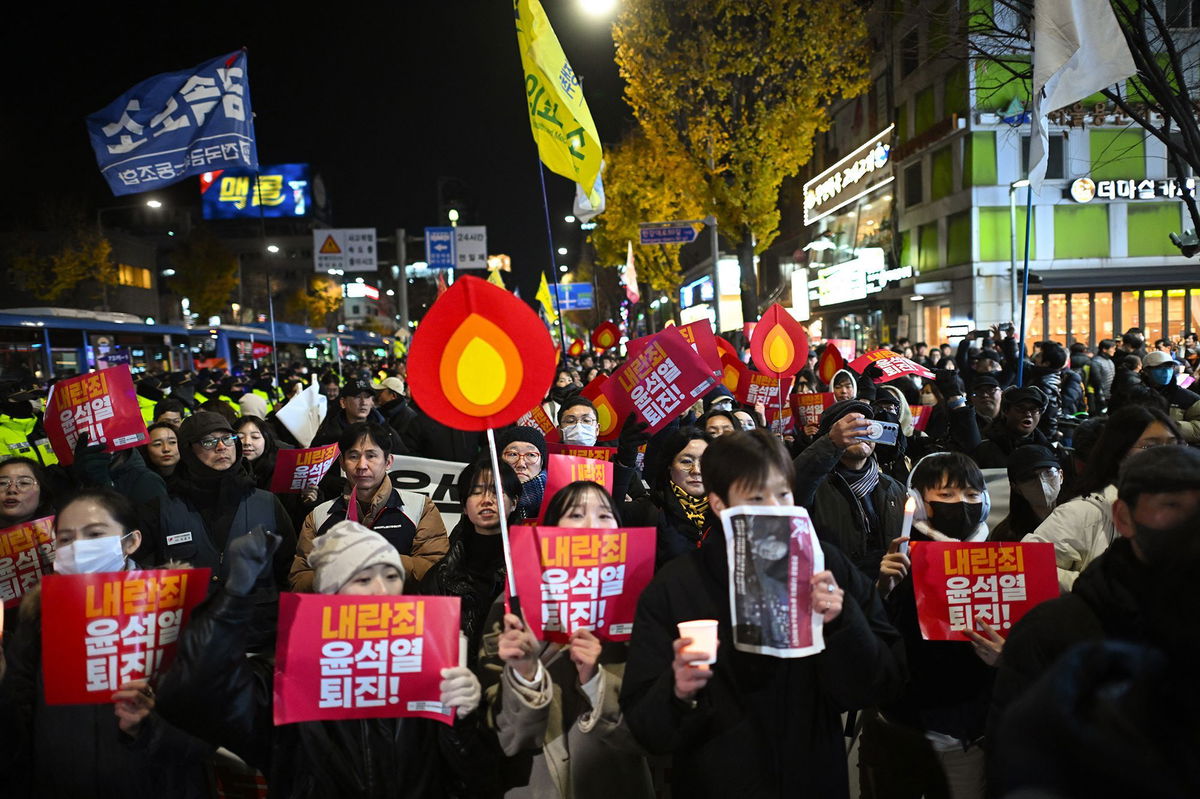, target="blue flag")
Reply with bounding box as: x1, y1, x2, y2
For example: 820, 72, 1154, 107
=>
86, 50, 258, 196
